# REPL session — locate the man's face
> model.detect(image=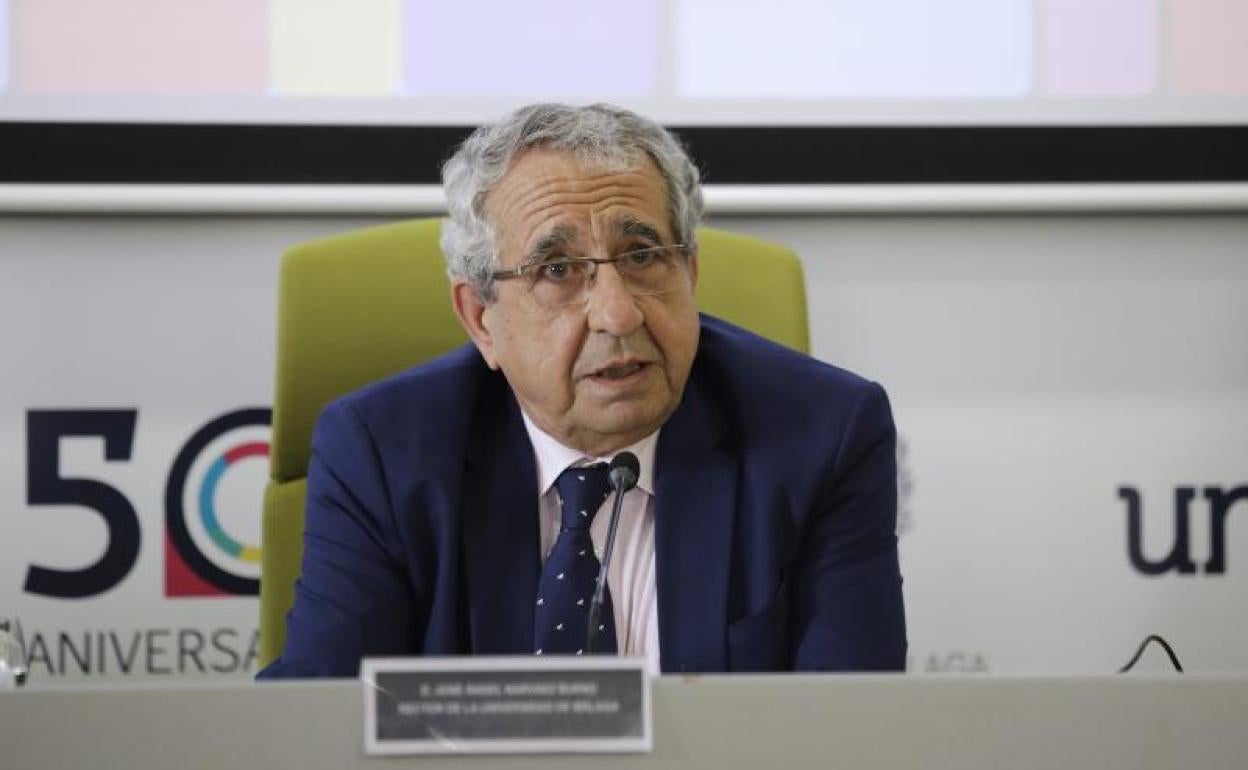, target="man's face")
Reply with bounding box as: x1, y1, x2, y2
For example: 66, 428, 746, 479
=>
452, 148, 700, 456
